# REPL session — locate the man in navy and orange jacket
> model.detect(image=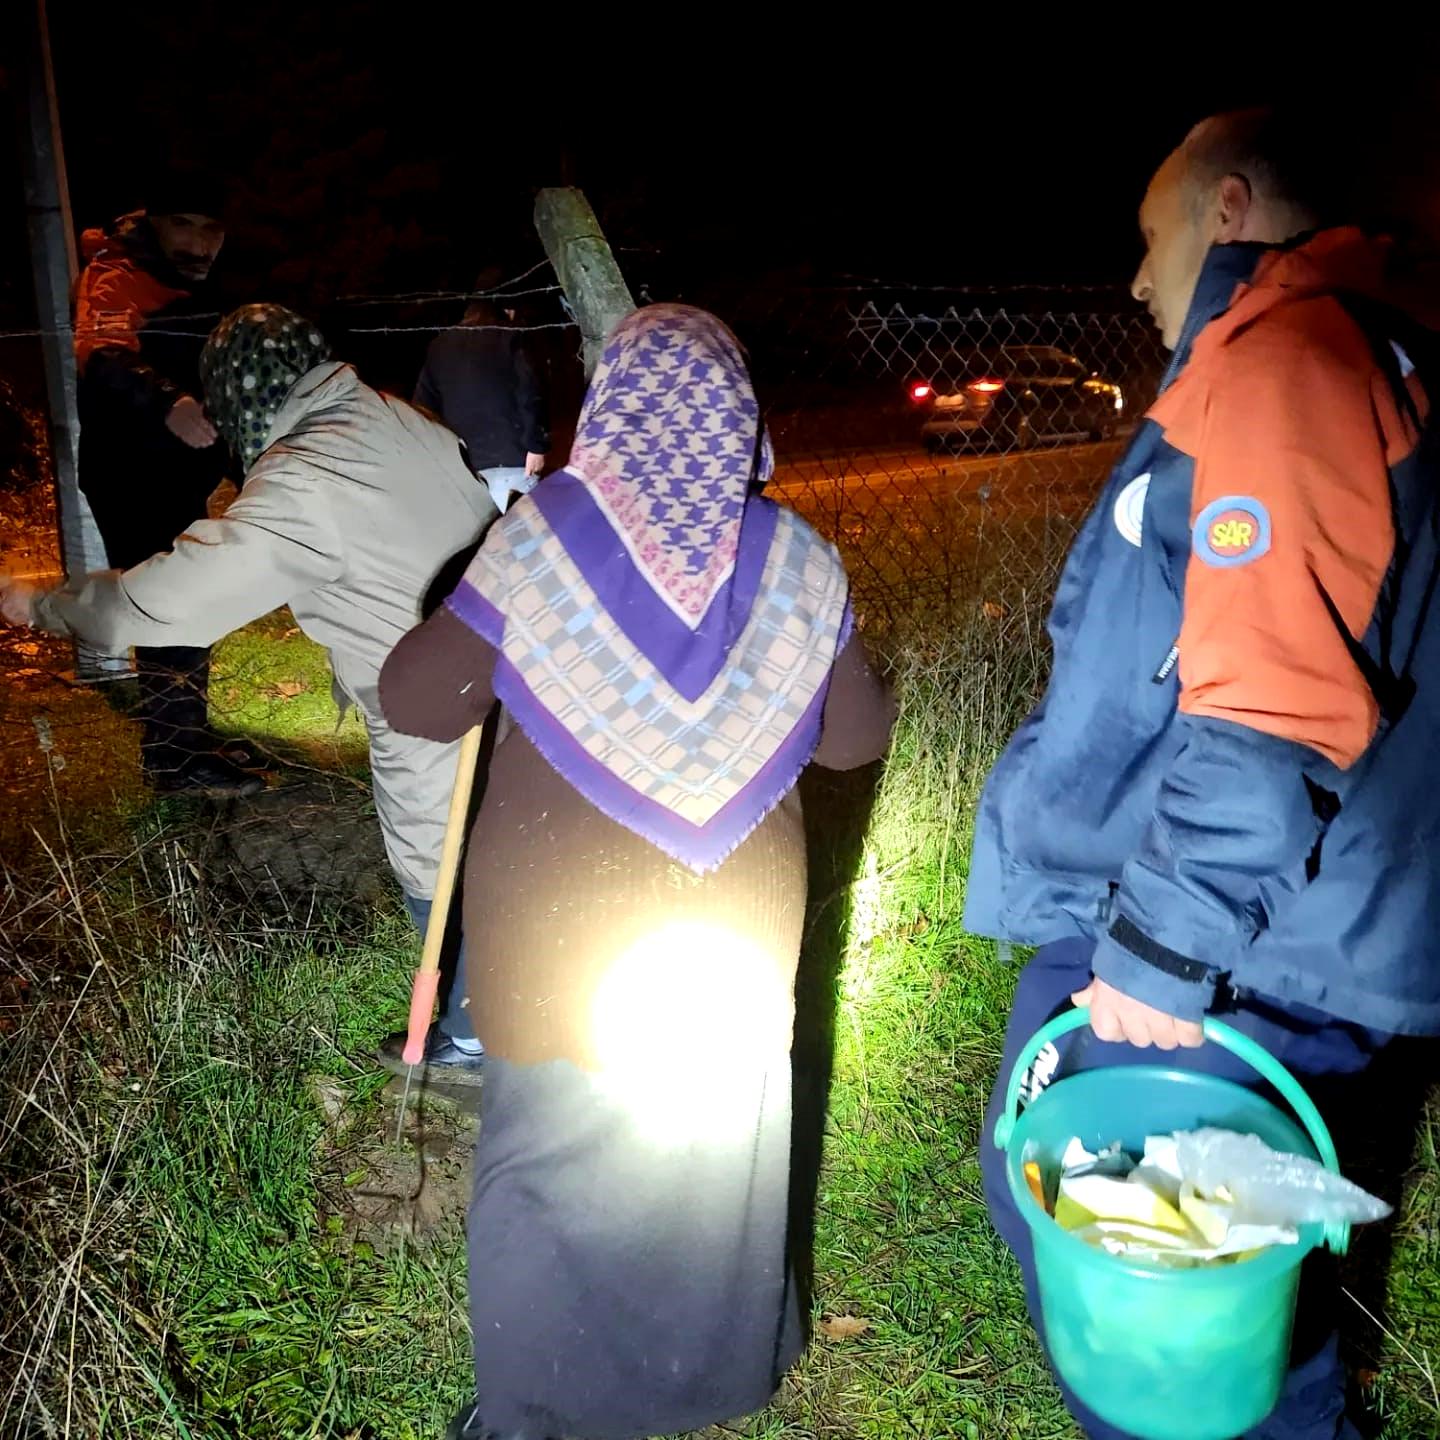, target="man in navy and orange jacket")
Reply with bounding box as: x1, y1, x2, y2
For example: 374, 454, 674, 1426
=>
969, 110, 1437, 1439
74, 170, 258, 794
